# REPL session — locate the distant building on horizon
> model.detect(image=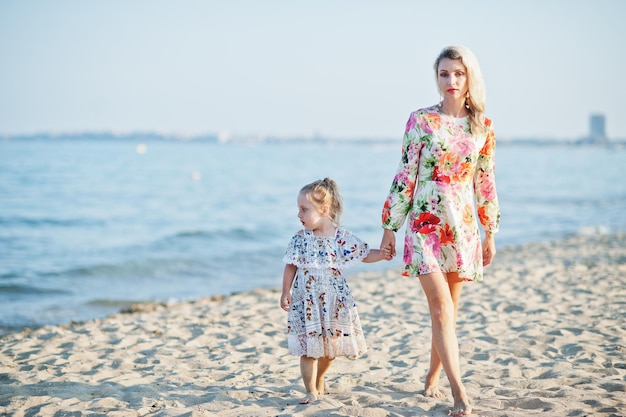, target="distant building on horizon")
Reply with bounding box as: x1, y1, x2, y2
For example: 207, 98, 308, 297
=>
590, 114, 606, 141
578, 113, 608, 144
